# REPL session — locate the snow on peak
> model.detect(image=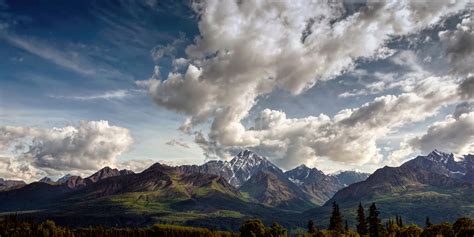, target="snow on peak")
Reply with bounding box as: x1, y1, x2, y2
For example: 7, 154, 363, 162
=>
57, 174, 72, 183
427, 149, 453, 164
